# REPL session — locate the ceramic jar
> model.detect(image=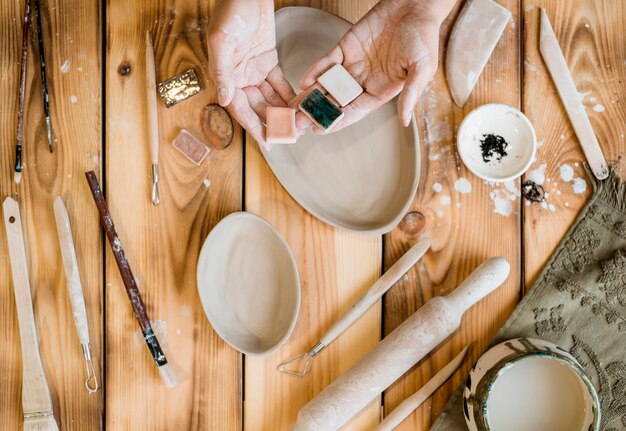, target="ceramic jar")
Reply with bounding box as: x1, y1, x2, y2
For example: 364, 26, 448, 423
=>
463, 338, 601, 431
